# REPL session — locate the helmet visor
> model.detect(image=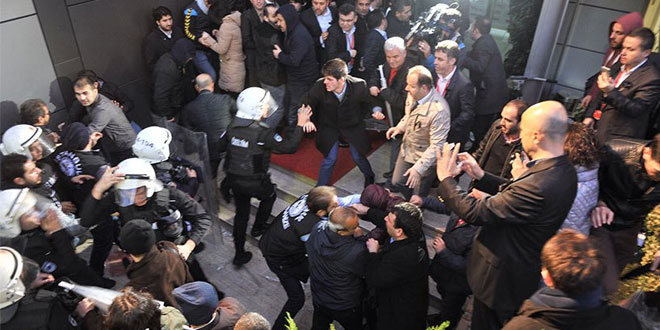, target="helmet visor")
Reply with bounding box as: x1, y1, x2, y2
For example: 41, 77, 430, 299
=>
114, 186, 148, 207
27, 131, 56, 160
260, 91, 278, 119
